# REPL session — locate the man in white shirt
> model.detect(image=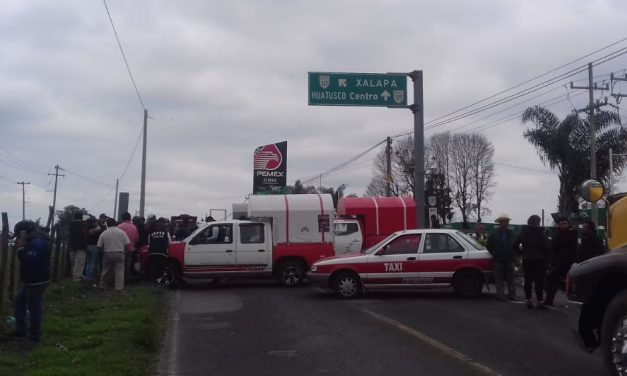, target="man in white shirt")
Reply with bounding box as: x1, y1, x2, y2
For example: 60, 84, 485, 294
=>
97, 218, 130, 291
